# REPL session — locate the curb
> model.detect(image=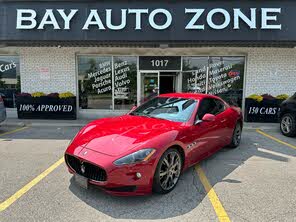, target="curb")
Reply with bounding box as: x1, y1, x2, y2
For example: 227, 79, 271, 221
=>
2, 120, 89, 128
